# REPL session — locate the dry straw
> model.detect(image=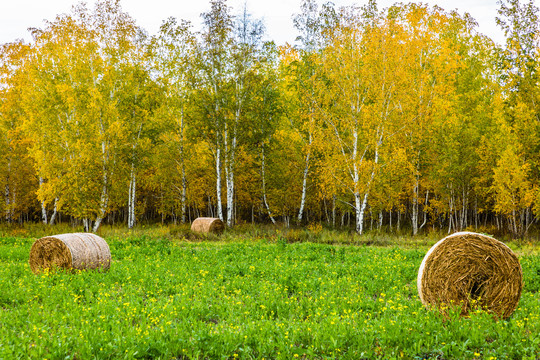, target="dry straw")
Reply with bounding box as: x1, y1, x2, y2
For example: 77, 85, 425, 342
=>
29, 233, 111, 274
417, 231, 522, 319
191, 217, 225, 234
